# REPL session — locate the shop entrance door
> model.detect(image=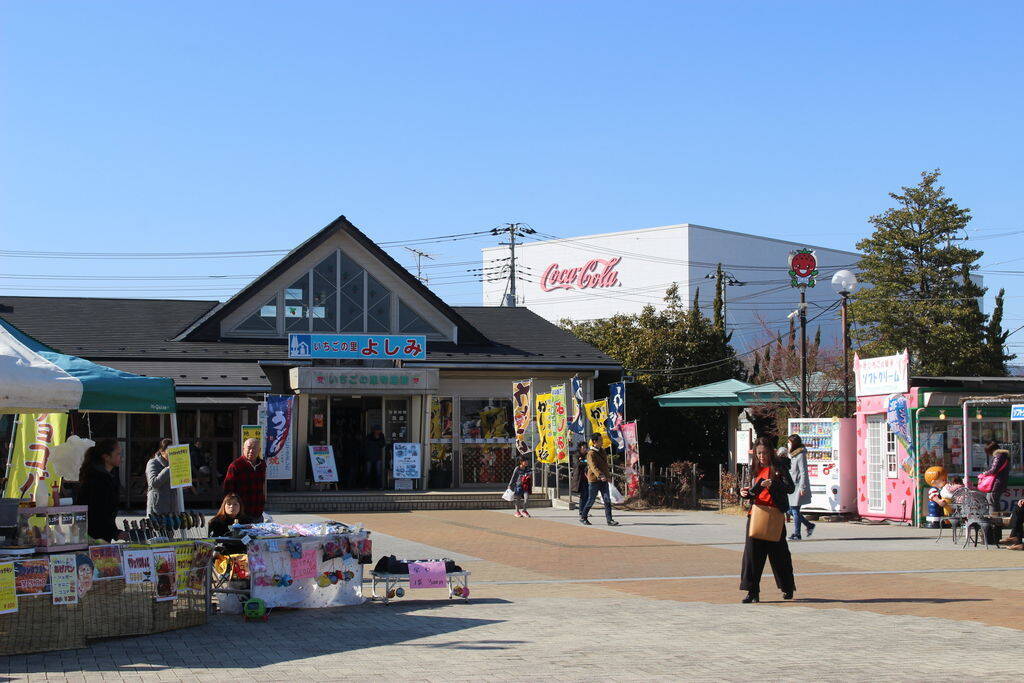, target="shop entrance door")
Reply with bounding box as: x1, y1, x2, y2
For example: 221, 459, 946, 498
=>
328, 397, 386, 490
866, 416, 886, 513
